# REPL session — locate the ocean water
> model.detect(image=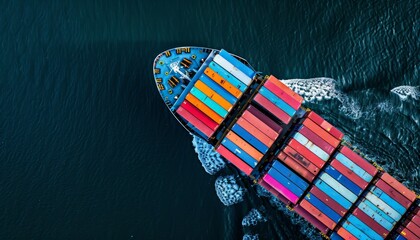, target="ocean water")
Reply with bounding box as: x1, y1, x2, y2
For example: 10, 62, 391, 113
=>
0, 0, 419, 239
